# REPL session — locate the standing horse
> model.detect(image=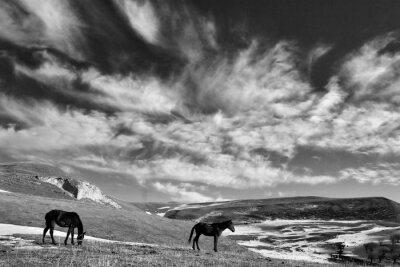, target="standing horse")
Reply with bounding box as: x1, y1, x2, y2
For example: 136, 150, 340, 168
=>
188, 220, 235, 252
42, 209, 86, 246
